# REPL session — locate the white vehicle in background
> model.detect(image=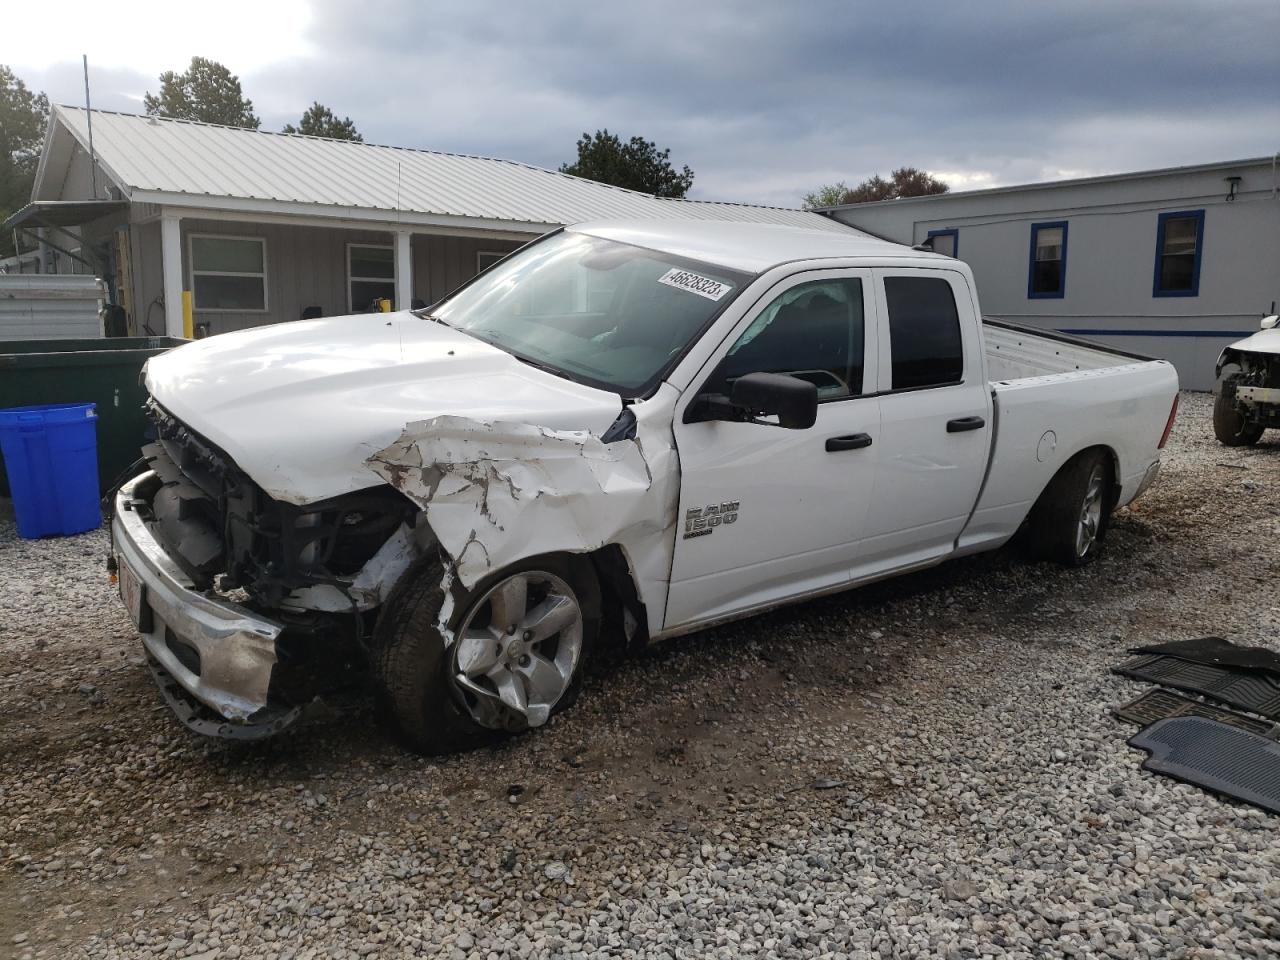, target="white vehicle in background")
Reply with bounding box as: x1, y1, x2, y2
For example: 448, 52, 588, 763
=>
1213, 314, 1280, 446
109, 220, 1181, 753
